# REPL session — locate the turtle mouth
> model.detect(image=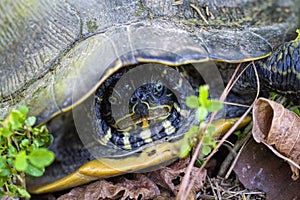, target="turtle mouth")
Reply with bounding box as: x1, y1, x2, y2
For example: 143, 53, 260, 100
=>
114, 104, 172, 131
104, 103, 181, 150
